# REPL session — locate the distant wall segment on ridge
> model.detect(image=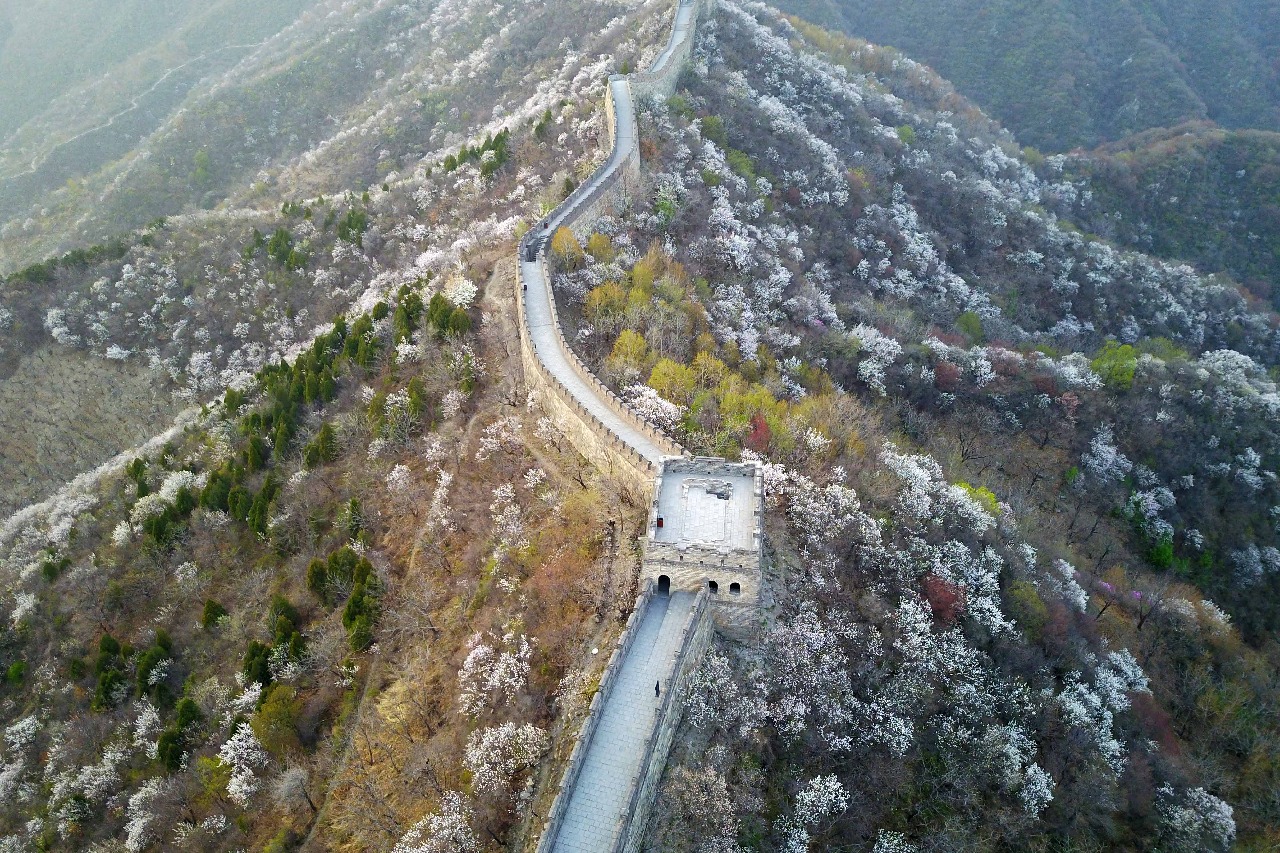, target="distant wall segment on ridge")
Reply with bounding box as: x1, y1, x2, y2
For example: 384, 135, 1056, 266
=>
514, 0, 714, 485
629, 0, 708, 104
